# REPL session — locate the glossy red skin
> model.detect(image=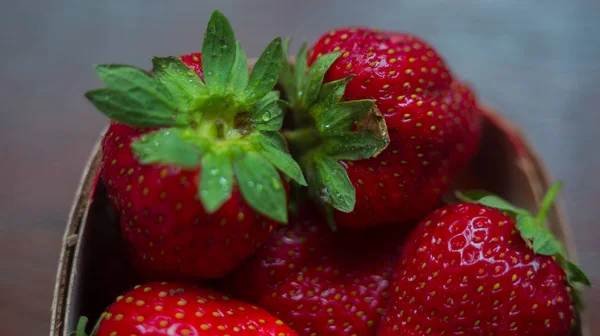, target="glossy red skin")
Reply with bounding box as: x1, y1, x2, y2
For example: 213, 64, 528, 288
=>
308, 28, 482, 228
223, 203, 412, 336
95, 282, 297, 335
101, 52, 282, 281
378, 204, 574, 336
